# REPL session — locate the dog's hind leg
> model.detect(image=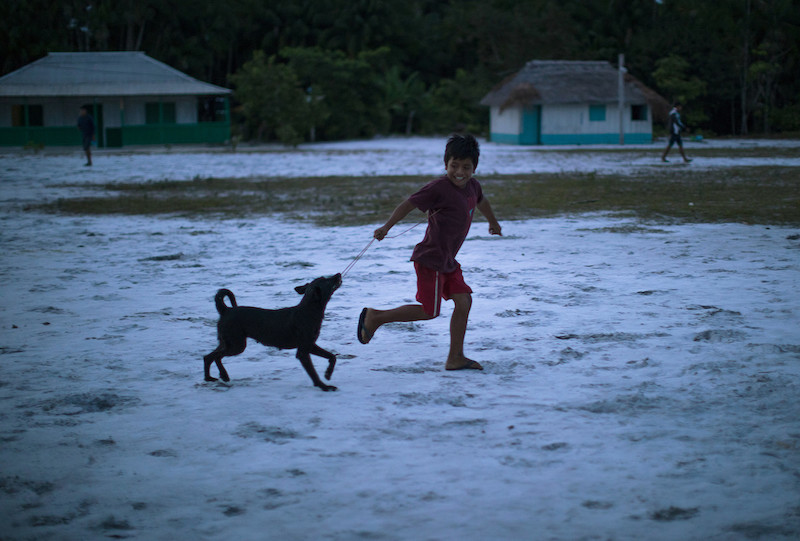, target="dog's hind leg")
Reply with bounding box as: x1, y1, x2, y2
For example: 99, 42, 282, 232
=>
203, 336, 244, 382
203, 348, 225, 382
309, 344, 337, 380
213, 352, 231, 383
296, 349, 337, 392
